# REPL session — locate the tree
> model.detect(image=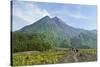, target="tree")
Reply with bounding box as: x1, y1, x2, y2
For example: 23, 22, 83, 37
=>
12, 32, 53, 53
70, 36, 81, 48
60, 39, 71, 48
